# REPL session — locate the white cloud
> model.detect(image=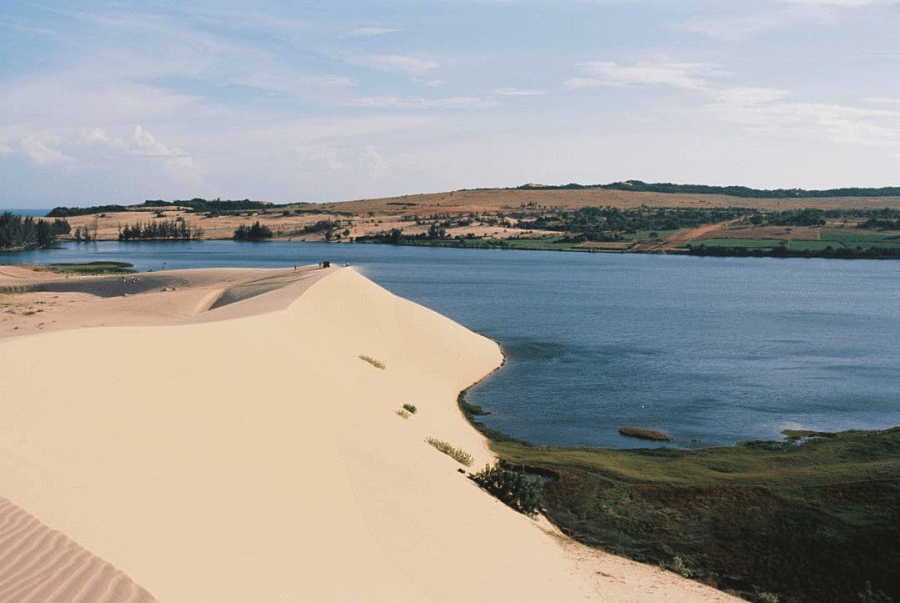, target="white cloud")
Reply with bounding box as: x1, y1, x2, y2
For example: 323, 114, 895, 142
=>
864, 97, 900, 104
343, 96, 493, 109
132, 125, 194, 169
491, 87, 546, 96
344, 27, 398, 37
348, 54, 439, 76
785, 0, 889, 6
673, 7, 831, 41
361, 146, 390, 180
21, 136, 76, 165
566, 61, 726, 91
714, 87, 793, 105
708, 89, 900, 145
